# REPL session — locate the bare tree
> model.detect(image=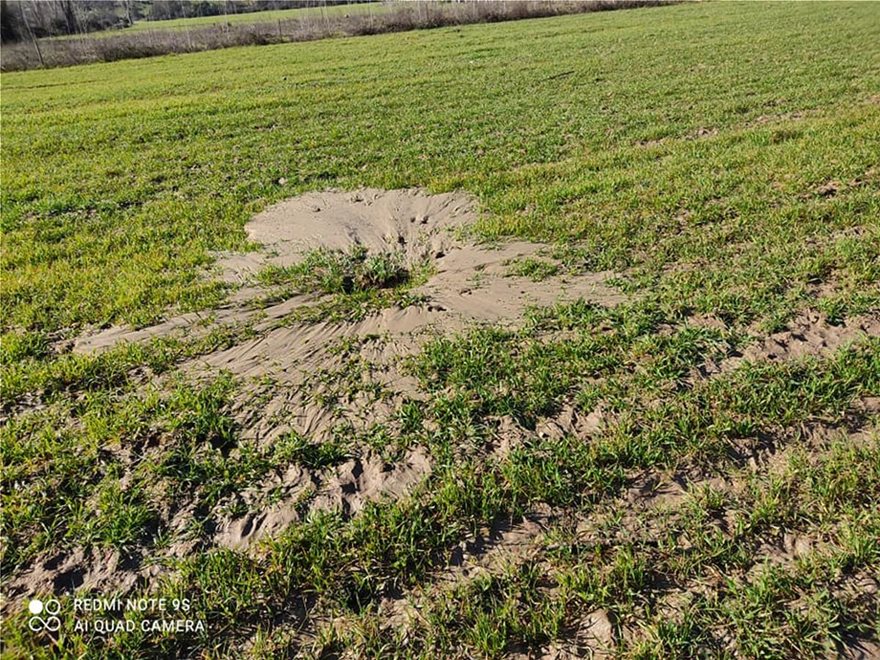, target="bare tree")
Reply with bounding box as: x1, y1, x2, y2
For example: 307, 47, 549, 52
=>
19, 1, 43, 65
56, 0, 78, 34
0, 0, 22, 42
122, 0, 135, 27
